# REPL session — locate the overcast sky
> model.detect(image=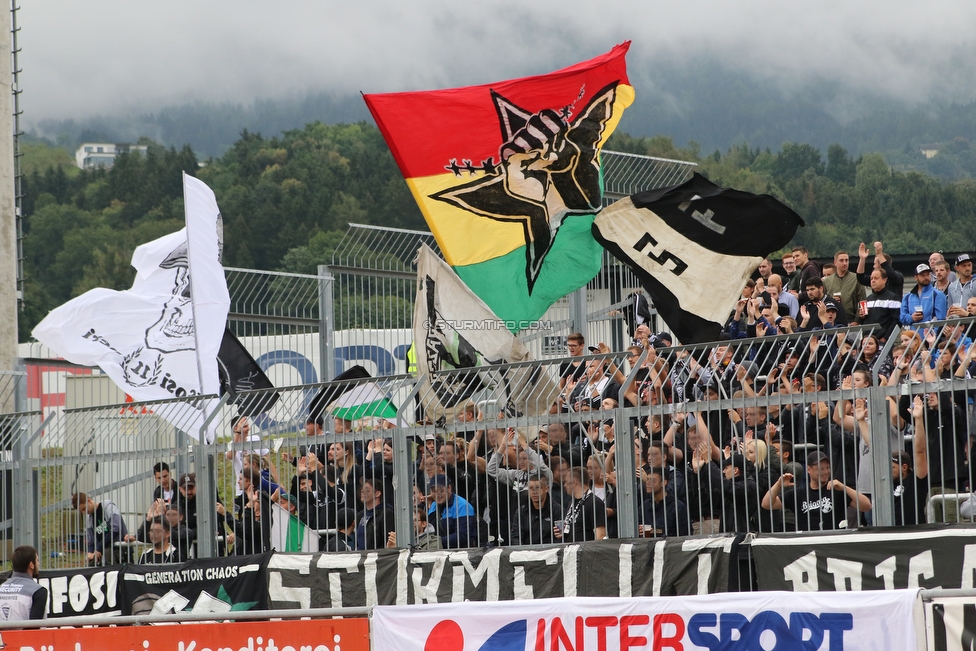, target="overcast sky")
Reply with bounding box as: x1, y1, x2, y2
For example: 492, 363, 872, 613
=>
20, 0, 976, 124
